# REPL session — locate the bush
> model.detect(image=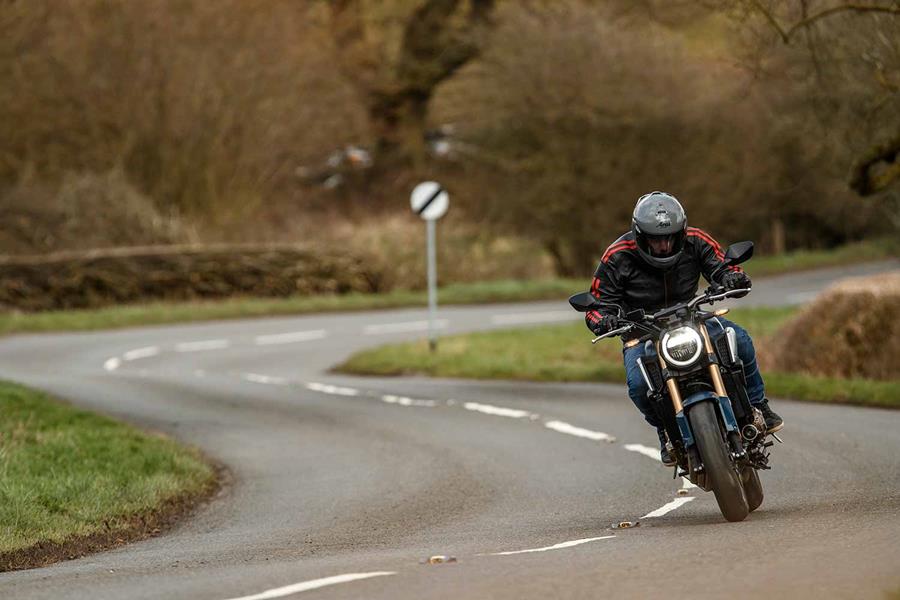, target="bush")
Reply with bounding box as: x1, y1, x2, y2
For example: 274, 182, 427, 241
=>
764, 274, 900, 381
